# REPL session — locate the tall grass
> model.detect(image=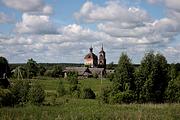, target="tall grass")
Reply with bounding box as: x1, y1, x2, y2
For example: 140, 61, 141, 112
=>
0, 99, 180, 120
2, 77, 180, 120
